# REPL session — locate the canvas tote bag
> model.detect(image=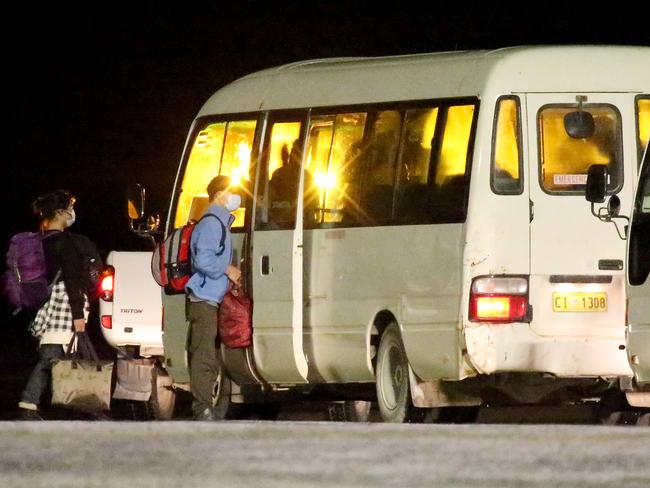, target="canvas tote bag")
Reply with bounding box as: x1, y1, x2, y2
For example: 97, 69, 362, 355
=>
51, 332, 114, 413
